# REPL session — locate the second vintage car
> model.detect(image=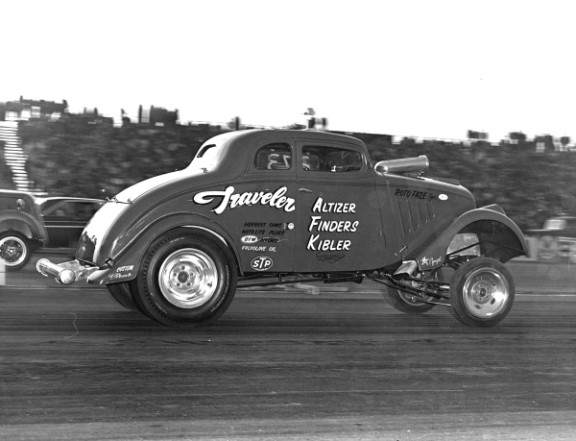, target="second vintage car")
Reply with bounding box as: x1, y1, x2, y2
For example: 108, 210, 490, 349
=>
37, 129, 527, 327
0, 190, 103, 270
